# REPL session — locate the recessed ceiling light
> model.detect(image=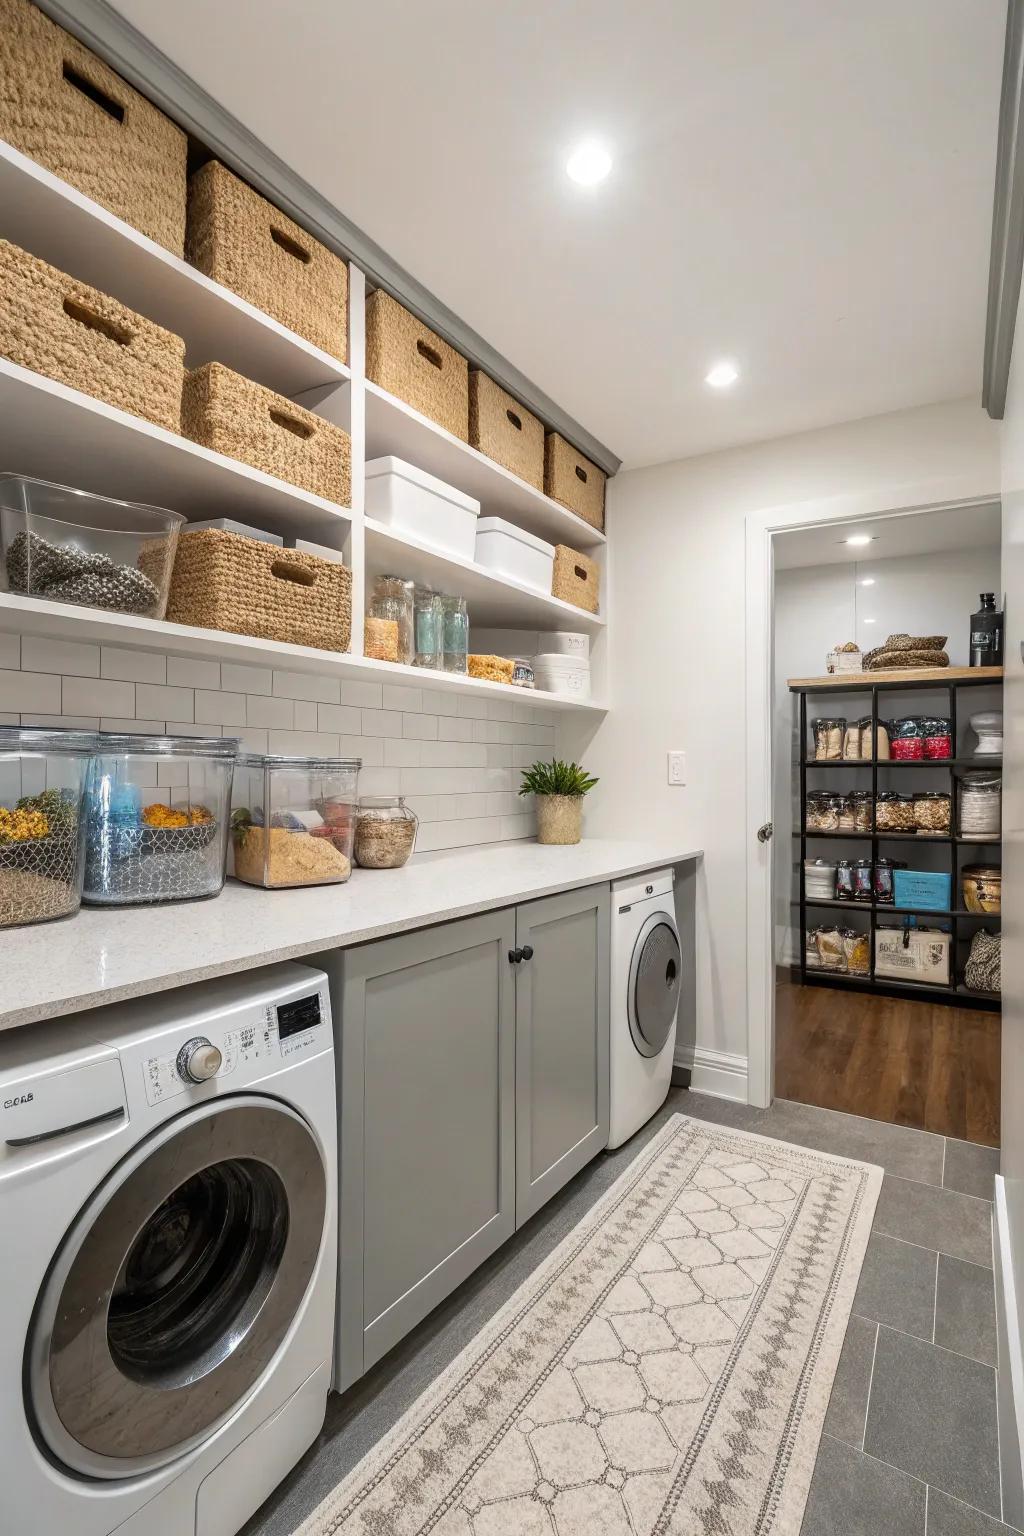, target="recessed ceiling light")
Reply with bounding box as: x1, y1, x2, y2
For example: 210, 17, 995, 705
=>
705, 360, 739, 389
863, 618, 876, 624
566, 140, 612, 186
860, 577, 876, 587
843, 534, 875, 547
